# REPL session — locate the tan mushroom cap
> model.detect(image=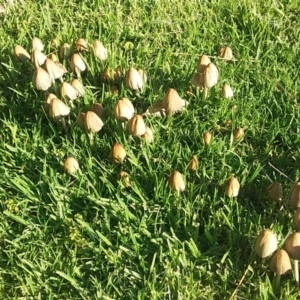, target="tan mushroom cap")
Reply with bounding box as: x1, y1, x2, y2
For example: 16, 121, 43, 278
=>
32, 67, 52, 91
162, 88, 184, 116
109, 143, 127, 163
254, 229, 278, 258
225, 177, 240, 197
114, 98, 134, 122
60, 82, 78, 103
84, 111, 104, 134
197, 54, 211, 73
49, 98, 70, 119
290, 182, 300, 209
43, 58, 67, 83
31, 49, 47, 68
125, 67, 143, 90
71, 79, 84, 97
127, 115, 146, 136
70, 53, 86, 77
283, 232, 300, 260
64, 157, 80, 175
93, 40, 108, 61
31, 37, 44, 52
168, 170, 185, 192
269, 249, 292, 275
14, 45, 30, 62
